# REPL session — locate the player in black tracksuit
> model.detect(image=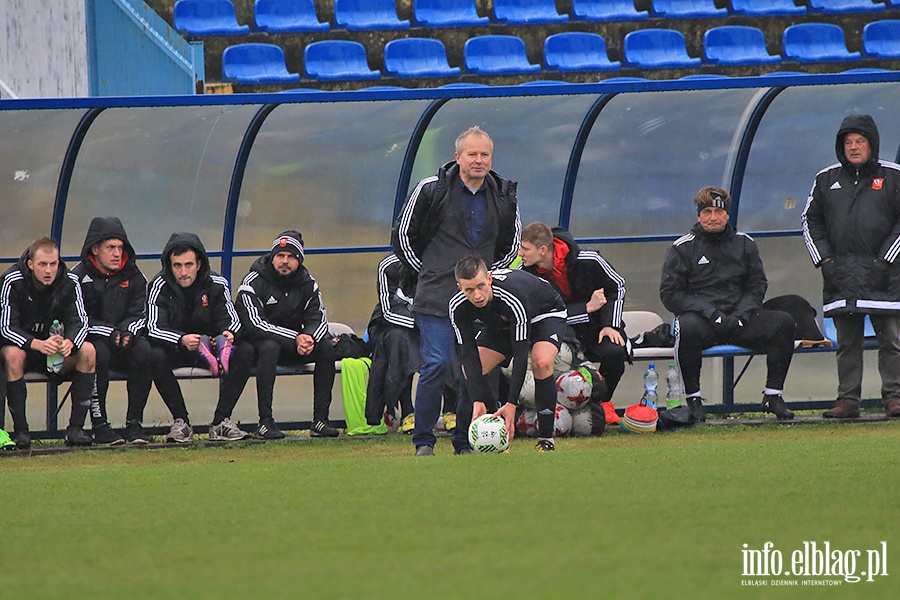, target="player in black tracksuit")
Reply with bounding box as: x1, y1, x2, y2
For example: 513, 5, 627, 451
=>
235, 230, 338, 439
147, 232, 253, 442
451, 257, 567, 451
660, 187, 796, 423
0, 237, 94, 449
71, 217, 151, 445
